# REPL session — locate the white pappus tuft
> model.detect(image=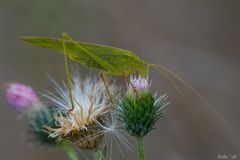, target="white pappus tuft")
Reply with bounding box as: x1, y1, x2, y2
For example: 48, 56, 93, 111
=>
42, 70, 119, 138
96, 109, 134, 157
